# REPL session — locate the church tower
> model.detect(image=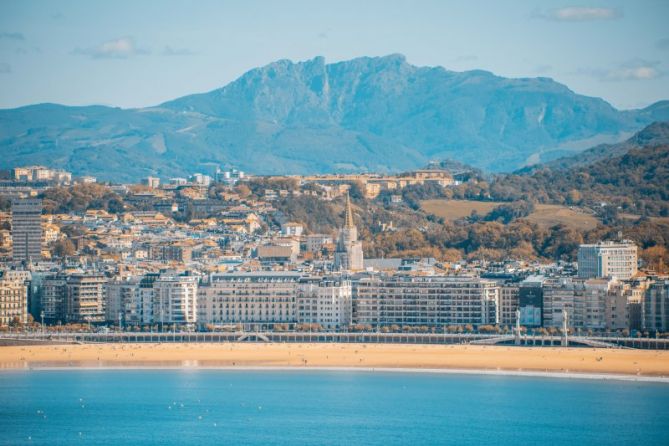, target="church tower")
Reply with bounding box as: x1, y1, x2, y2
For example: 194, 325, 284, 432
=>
334, 193, 364, 271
